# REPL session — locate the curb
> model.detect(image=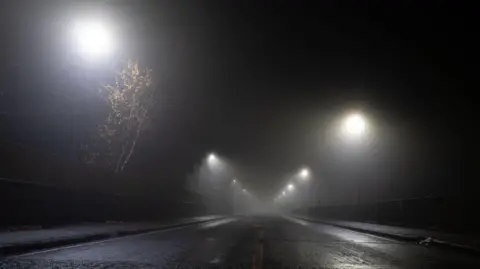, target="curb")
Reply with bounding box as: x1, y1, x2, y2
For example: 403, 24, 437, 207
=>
0, 217, 224, 257
295, 216, 480, 256
295, 216, 423, 242
427, 238, 480, 256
